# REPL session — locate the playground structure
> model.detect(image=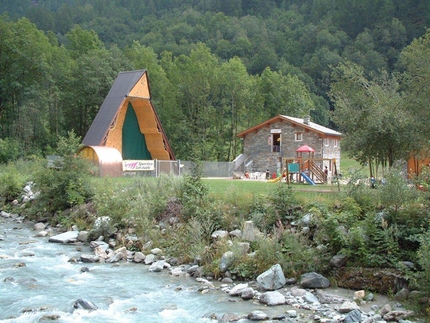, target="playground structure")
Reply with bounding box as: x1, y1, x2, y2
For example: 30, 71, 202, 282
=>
267, 145, 339, 185
282, 157, 338, 185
